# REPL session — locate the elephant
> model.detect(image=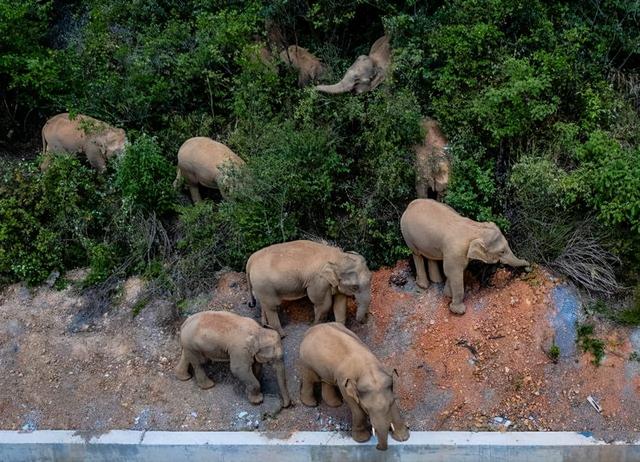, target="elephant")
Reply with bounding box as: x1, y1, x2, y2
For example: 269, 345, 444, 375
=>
175, 310, 291, 408
400, 199, 530, 314
279, 45, 326, 87
173, 137, 246, 203
41, 113, 127, 172
246, 240, 372, 337
299, 323, 410, 450
415, 118, 450, 201
315, 35, 390, 95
